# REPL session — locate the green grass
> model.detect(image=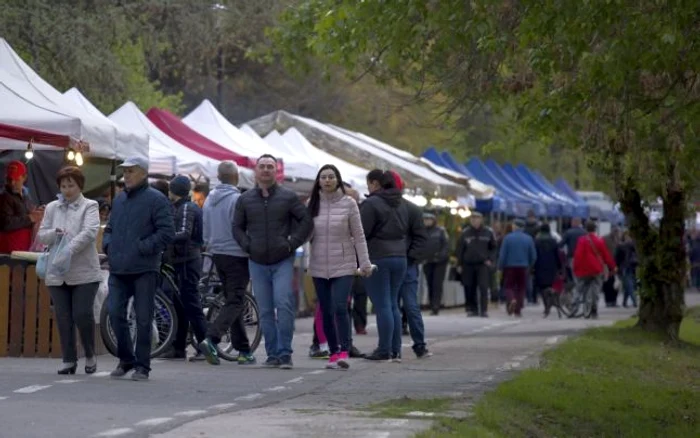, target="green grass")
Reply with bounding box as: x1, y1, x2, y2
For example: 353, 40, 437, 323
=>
409, 307, 700, 438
